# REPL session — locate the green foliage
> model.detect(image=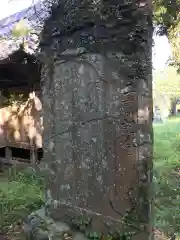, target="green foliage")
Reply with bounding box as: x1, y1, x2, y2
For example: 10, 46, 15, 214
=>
1, 118, 180, 238
0, 91, 28, 107
11, 19, 30, 38
0, 168, 44, 232
153, 66, 180, 98
154, 118, 180, 237
168, 19, 180, 67
153, 66, 180, 116
71, 211, 145, 239
153, 0, 179, 32
5, 93, 28, 106
153, 0, 180, 68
